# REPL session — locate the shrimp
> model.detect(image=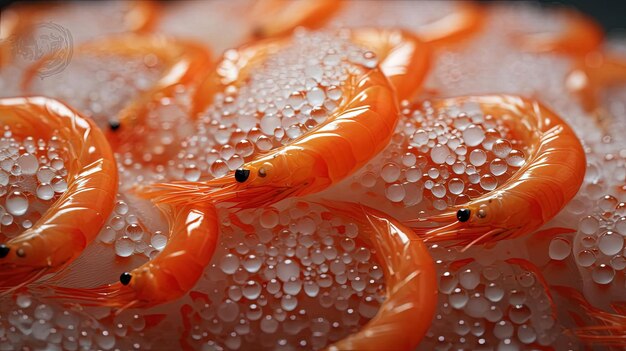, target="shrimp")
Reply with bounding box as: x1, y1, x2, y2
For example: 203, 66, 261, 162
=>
0, 97, 118, 289
410, 95, 586, 248
22, 34, 212, 159
321, 201, 437, 351
251, 0, 341, 38
512, 8, 603, 57
42, 202, 219, 310
142, 31, 410, 209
